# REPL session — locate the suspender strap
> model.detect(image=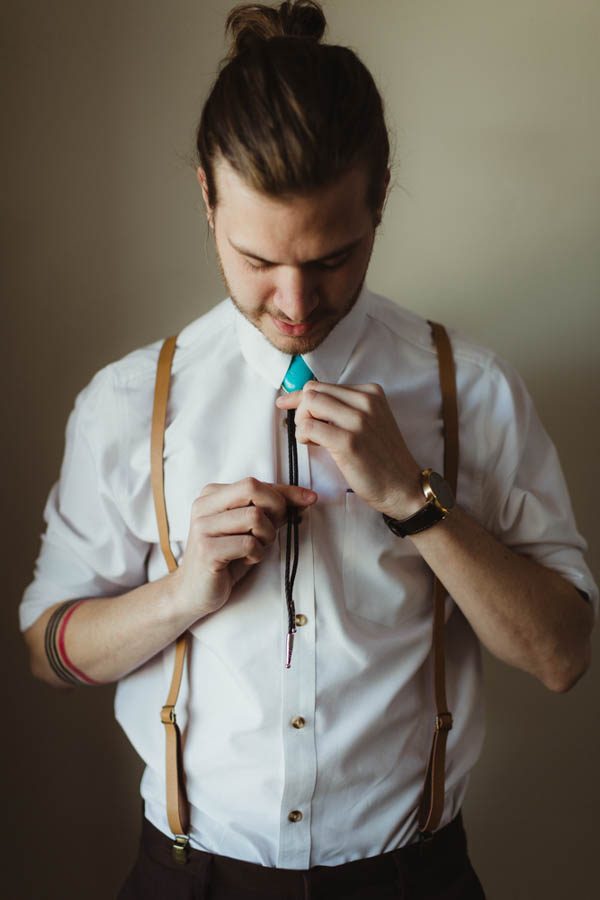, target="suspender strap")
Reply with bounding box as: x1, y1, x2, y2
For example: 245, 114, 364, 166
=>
151, 336, 179, 573
418, 321, 459, 834
150, 334, 191, 862
149, 321, 459, 854
429, 321, 459, 493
